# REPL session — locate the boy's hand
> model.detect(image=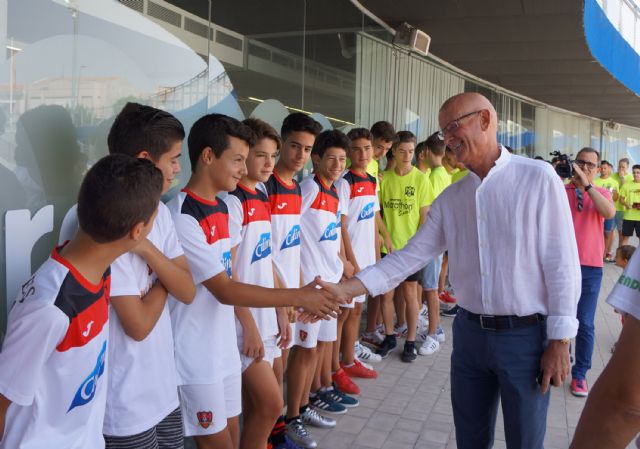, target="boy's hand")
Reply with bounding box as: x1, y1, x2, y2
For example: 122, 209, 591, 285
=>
287, 306, 296, 323
315, 276, 357, 306
242, 325, 264, 361
276, 309, 292, 349
129, 238, 153, 259
384, 236, 394, 253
